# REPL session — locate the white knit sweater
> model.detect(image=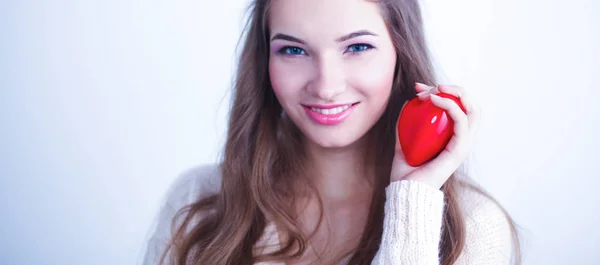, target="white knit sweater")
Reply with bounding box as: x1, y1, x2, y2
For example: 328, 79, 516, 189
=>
140, 164, 514, 265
